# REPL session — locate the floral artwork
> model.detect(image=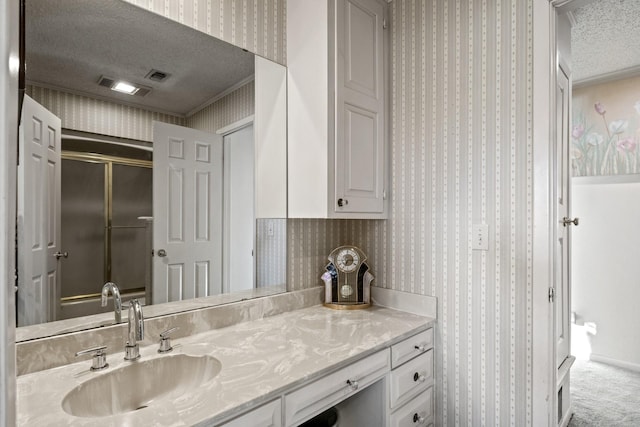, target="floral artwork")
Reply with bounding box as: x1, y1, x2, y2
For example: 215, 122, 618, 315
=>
572, 78, 640, 176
